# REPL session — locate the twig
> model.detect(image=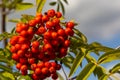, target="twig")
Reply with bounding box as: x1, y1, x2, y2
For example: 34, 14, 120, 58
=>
68, 76, 77, 80
61, 64, 68, 80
